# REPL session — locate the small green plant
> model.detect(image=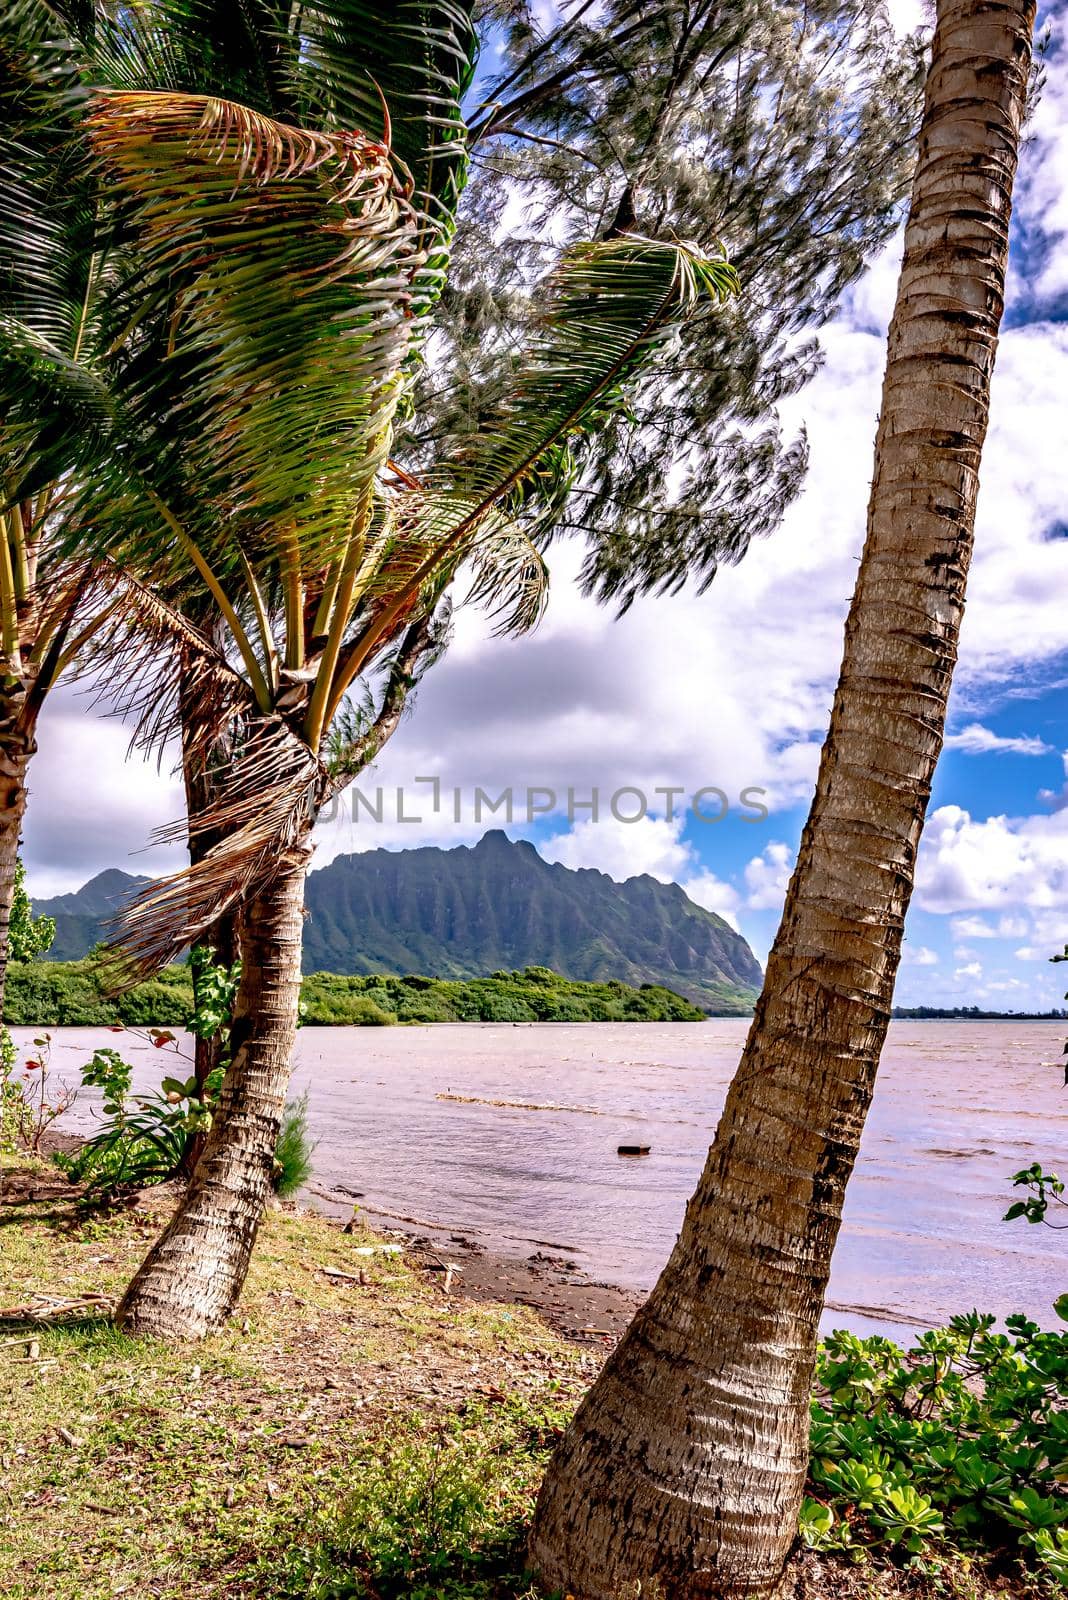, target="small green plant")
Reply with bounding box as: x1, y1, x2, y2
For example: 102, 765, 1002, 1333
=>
189, 944, 240, 1040
807, 1312, 1068, 1581
1005, 1162, 1068, 1227
0, 1024, 27, 1154
272, 1093, 315, 1197
7, 858, 55, 962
